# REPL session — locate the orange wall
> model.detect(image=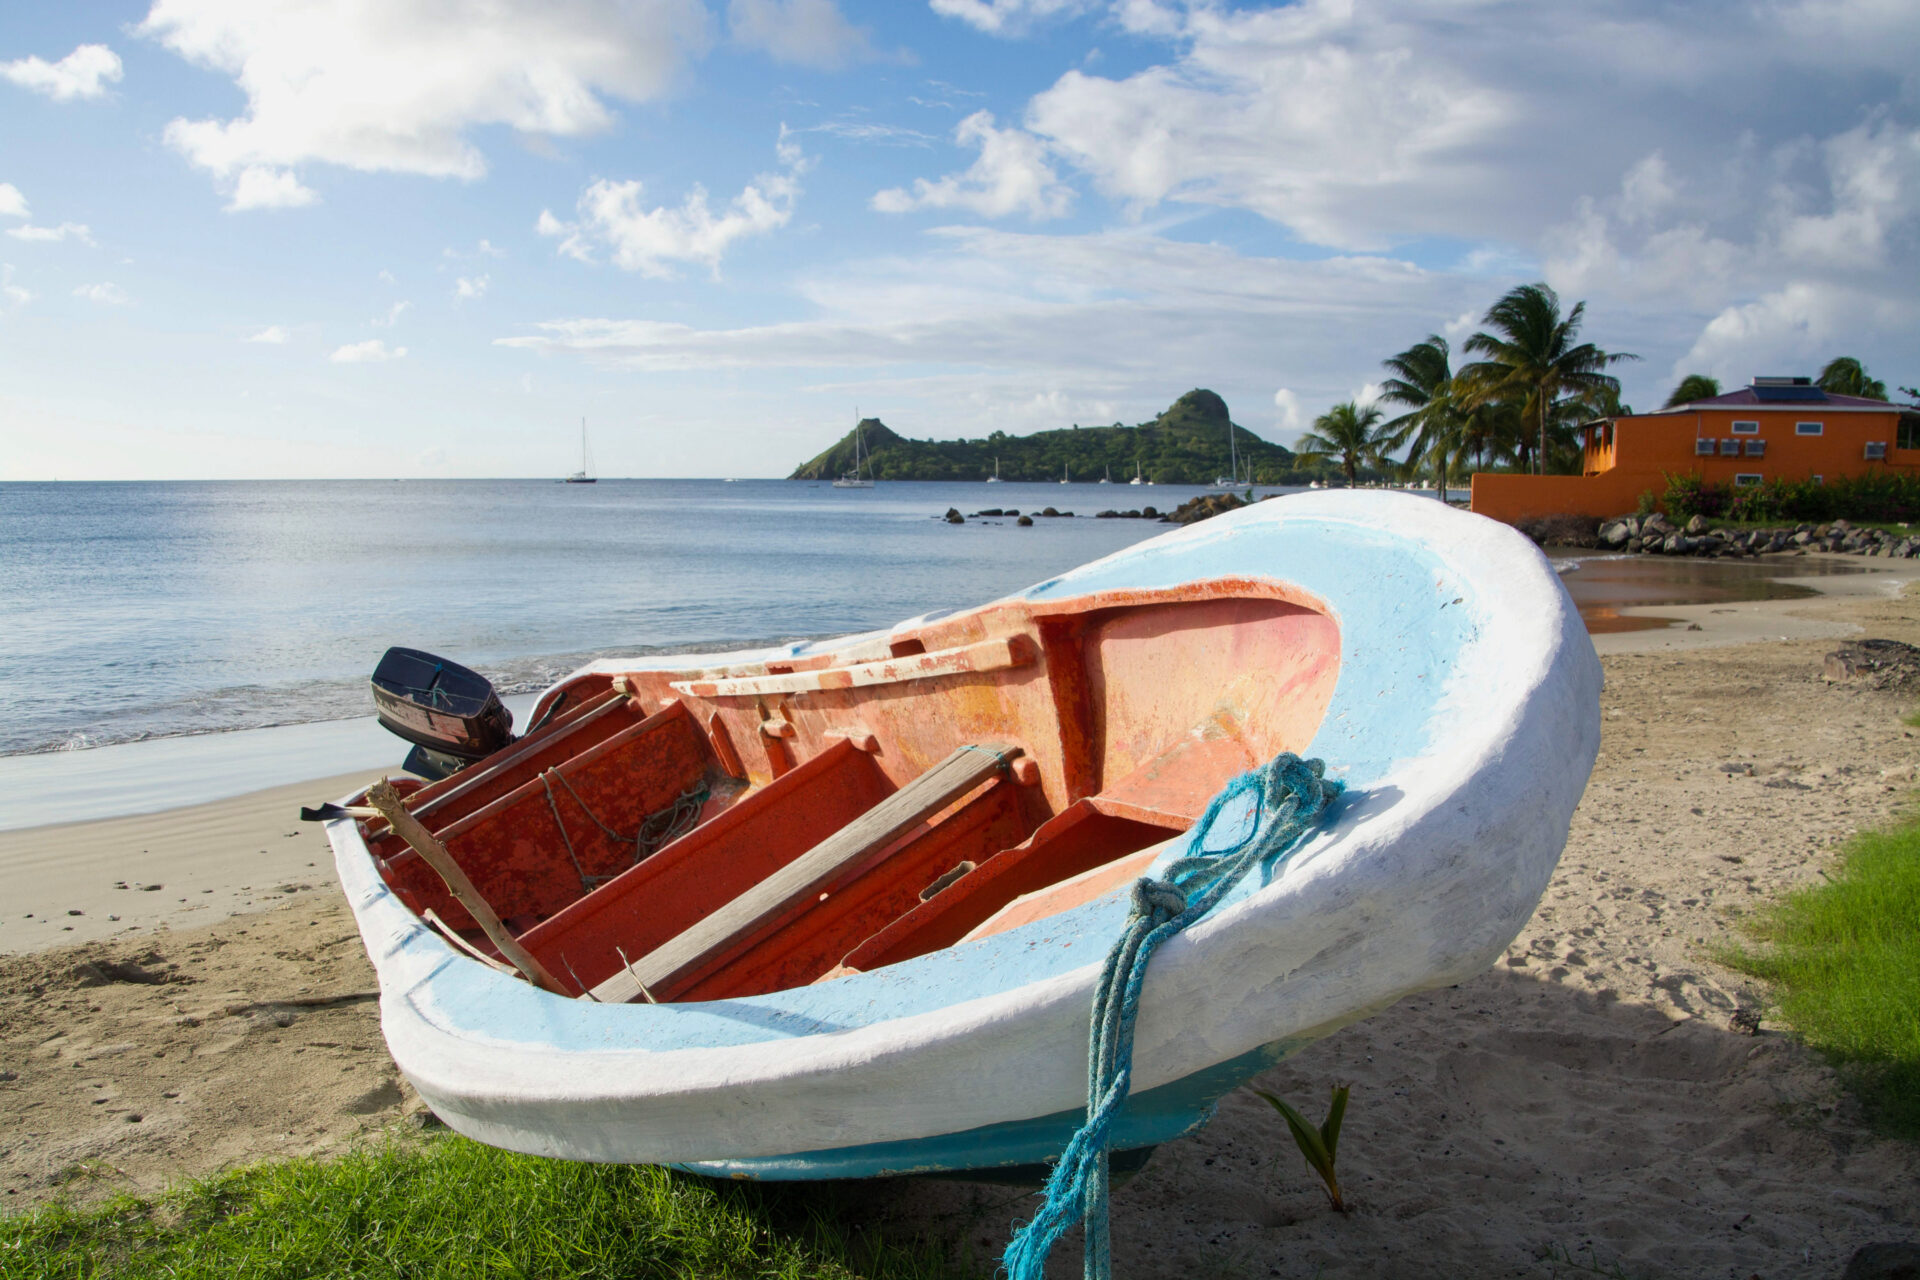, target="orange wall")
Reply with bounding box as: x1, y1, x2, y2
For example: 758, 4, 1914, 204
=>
1469, 472, 1651, 524
1473, 405, 1908, 523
